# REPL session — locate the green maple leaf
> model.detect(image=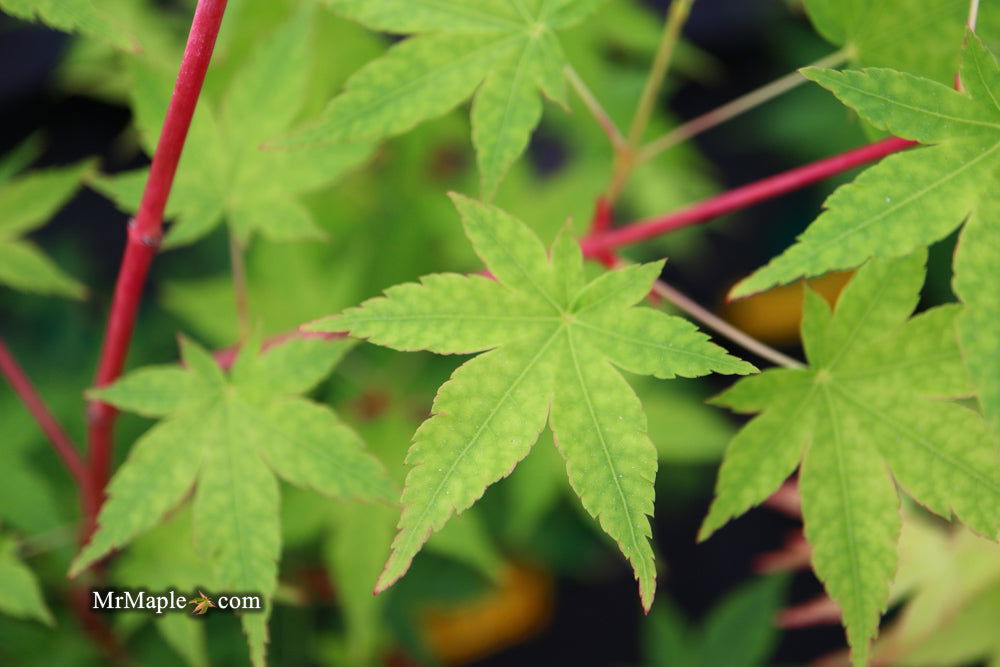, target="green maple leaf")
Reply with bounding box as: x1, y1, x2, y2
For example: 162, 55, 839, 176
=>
95, 8, 372, 249
0, 0, 135, 51
0, 150, 89, 299
305, 194, 754, 610
278, 0, 604, 199
704, 250, 1000, 666
731, 34, 1000, 437
0, 536, 53, 627
70, 336, 395, 666
803, 0, 1000, 84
